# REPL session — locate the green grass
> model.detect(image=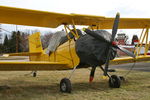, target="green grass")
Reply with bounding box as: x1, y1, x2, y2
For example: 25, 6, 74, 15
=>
0, 68, 149, 100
